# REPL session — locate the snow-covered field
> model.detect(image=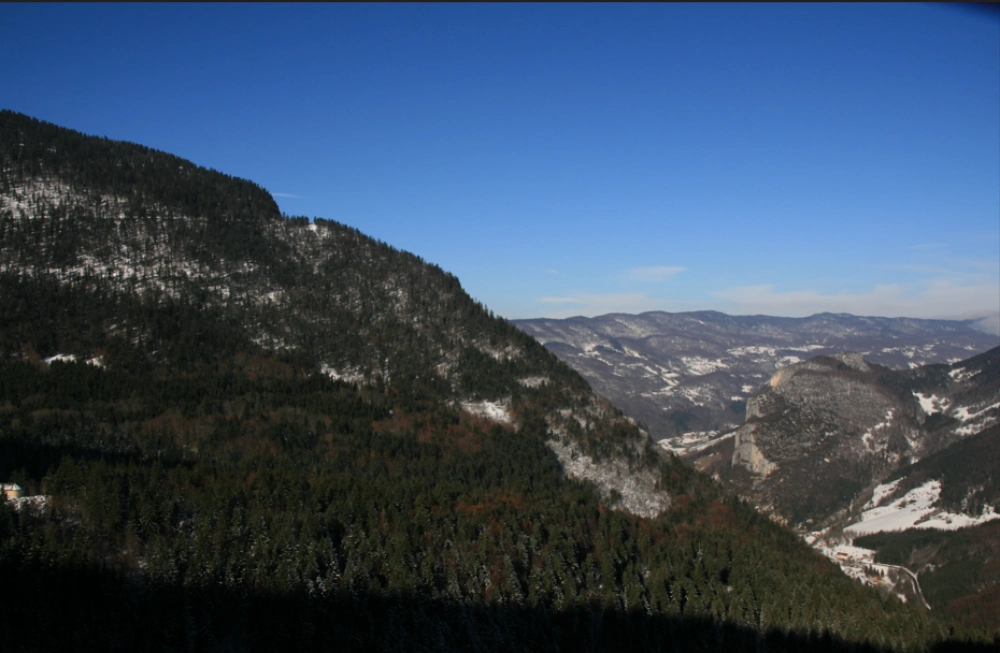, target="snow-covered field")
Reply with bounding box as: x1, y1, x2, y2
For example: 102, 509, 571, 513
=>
845, 479, 999, 536
912, 392, 950, 415
641, 378, 680, 398
680, 356, 729, 376
727, 345, 778, 357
